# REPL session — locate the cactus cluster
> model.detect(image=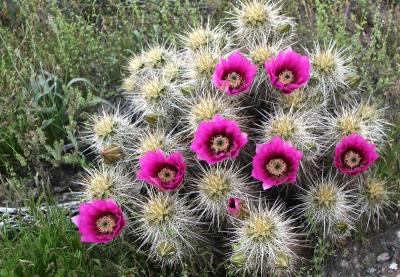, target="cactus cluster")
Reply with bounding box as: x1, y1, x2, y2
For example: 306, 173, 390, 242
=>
72, 1, 393, 275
